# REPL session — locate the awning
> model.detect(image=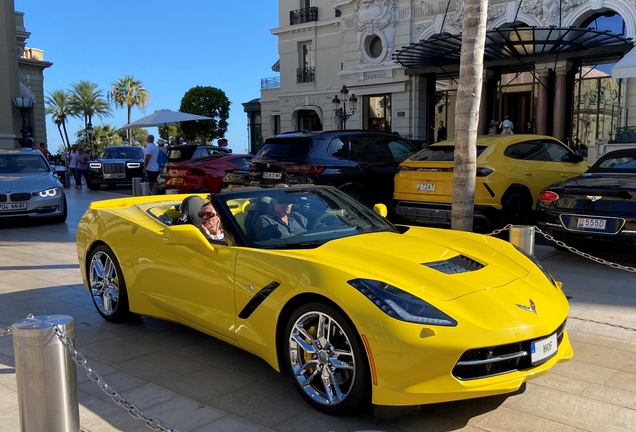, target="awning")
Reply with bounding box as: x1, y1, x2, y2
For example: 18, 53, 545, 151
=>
612, 46, 636, 79
393, 26, 633, 72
